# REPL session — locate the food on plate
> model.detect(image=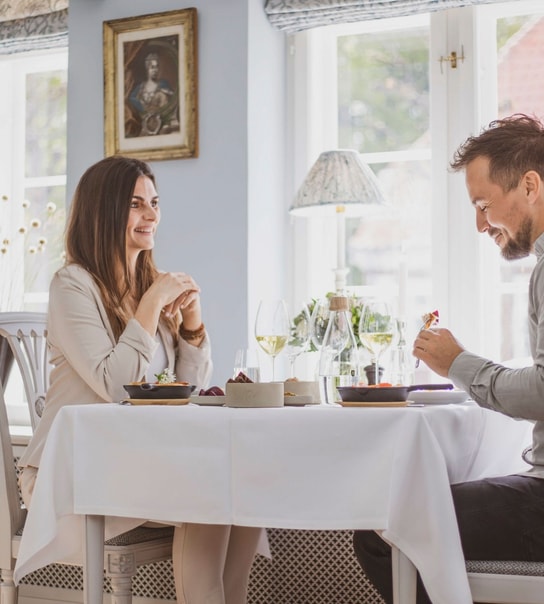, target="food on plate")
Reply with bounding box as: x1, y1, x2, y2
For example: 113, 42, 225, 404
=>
227, 371, 254, 384
198, 386, 225, 396
422, 309, 439, 330
155, 368, 177, 384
